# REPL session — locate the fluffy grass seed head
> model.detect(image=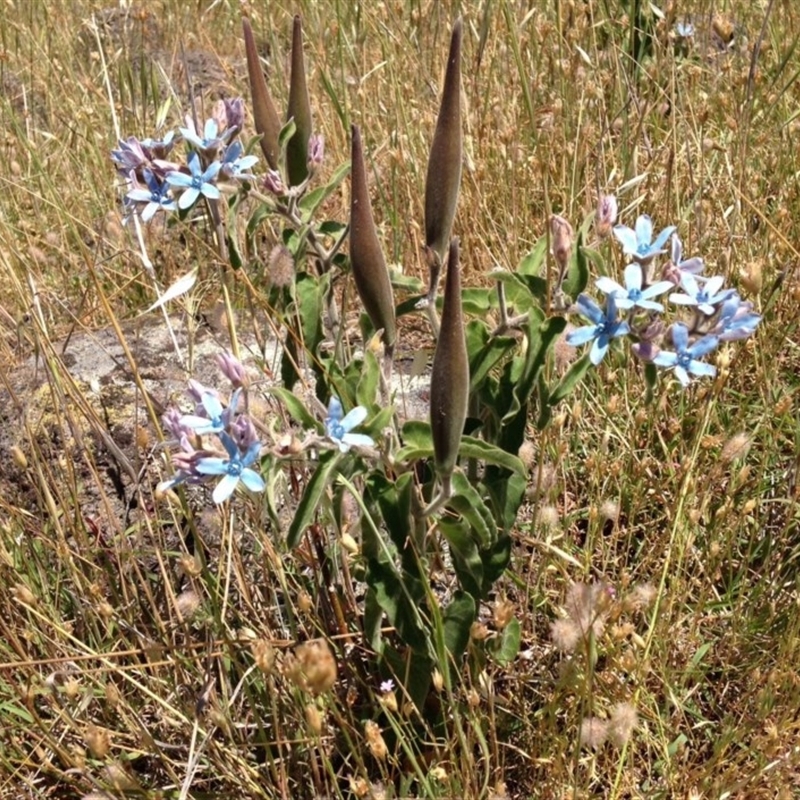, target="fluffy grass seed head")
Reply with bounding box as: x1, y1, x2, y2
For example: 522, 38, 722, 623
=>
550, 618, 582, 653
720, 432, 752, 464
580, 716, 609, 750
608, 702, 639, 748
267, 244, 295, 289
